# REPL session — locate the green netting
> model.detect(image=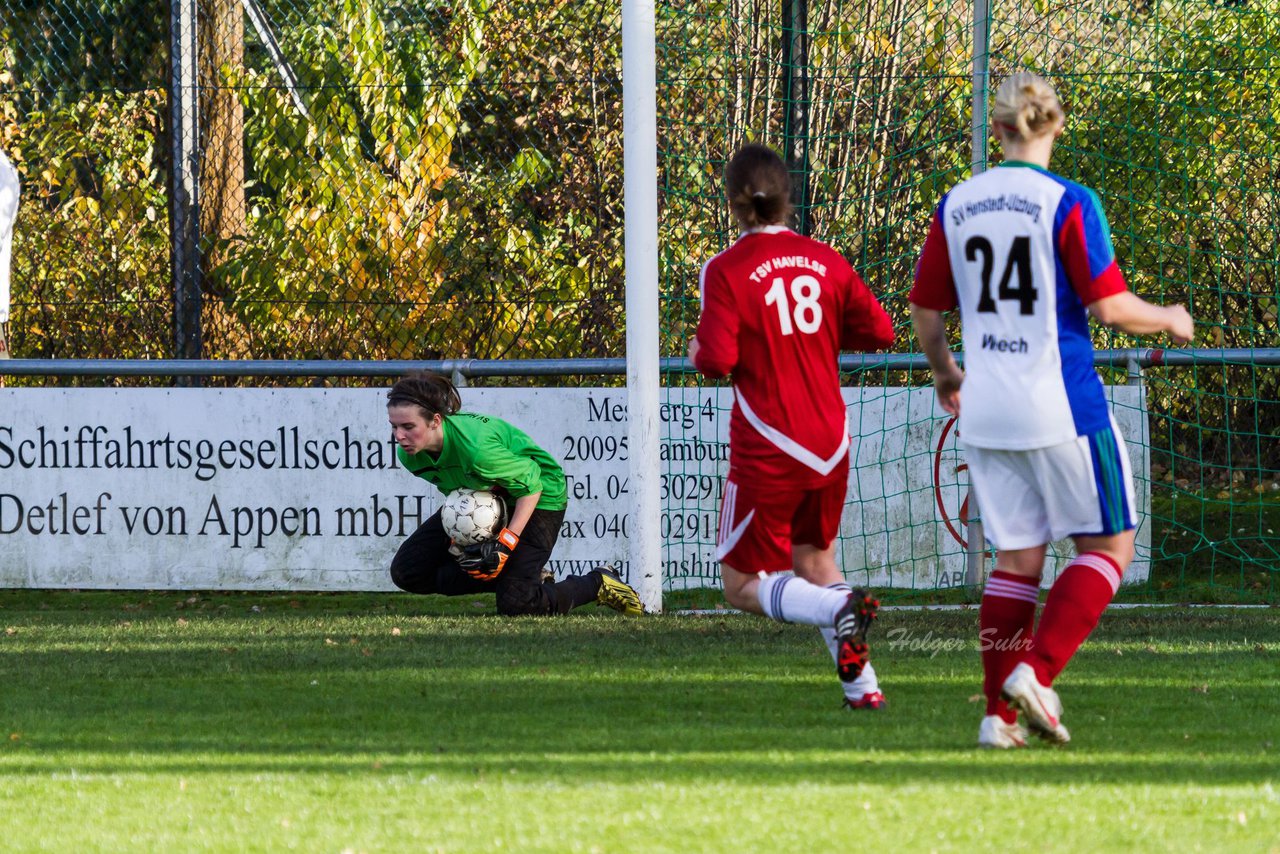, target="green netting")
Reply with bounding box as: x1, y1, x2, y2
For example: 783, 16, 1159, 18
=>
657, 0, 1278, 602
991, 1, 1280, 599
